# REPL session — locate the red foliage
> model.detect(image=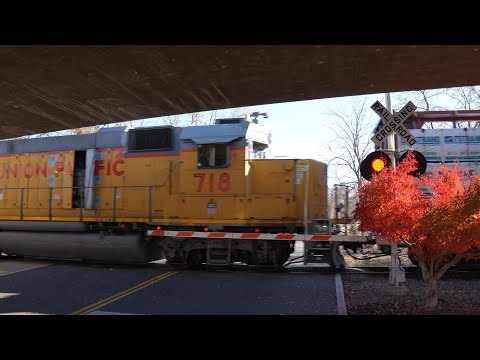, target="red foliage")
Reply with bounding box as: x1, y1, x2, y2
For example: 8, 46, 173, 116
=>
354, 152, 480, 259
354, 154, 427, 243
